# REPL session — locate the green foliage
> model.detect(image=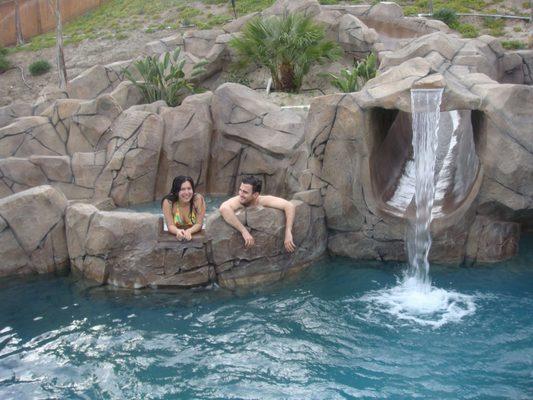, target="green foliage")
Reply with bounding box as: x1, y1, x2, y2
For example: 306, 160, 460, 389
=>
432, 8, 459, 28
326, 53, 377, 93
483, 17, 505, 37
0, 47, 10, 73
501, 40, 527, 50
457, 23, 479, 38
226, 69, 251, 87
229, 13, 342, 92
123, 47, 207, 107
513, 26, 522, 33
29, 59, 52, 76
